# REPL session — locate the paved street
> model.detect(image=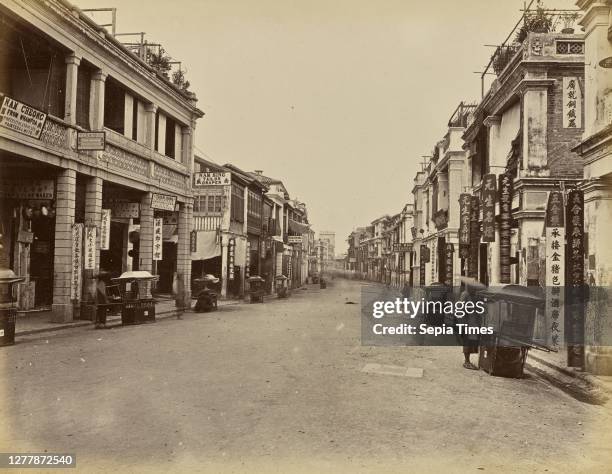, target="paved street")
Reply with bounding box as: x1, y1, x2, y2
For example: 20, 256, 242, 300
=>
1, 279, 611, 473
